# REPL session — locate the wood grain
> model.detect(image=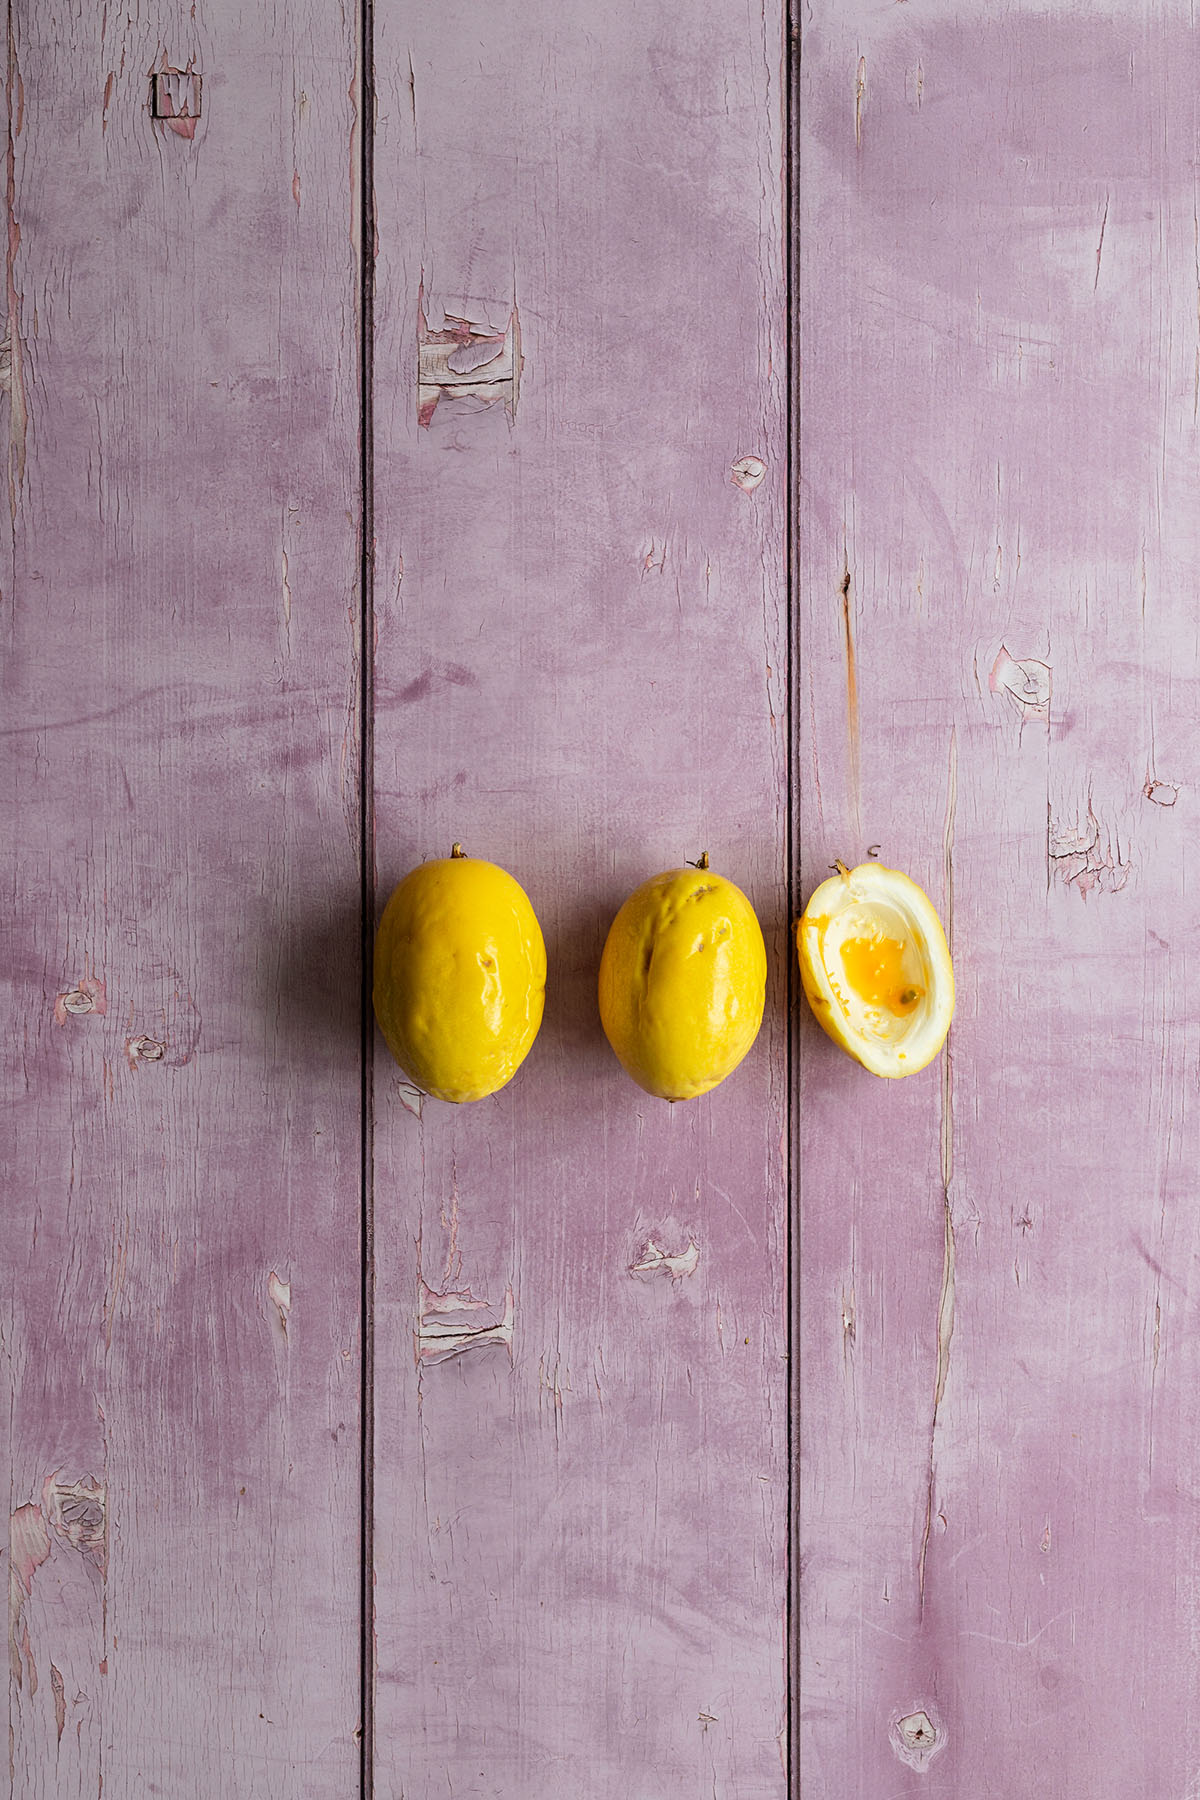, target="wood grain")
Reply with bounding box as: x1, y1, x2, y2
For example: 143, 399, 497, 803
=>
799, 3, 1200, 1792
1, 5, 362, 1793
369, 2, 789, 1793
